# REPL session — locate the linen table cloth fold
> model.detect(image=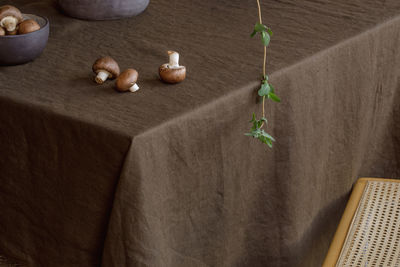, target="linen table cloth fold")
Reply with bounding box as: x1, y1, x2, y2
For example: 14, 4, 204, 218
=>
1, 0, 400, 266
